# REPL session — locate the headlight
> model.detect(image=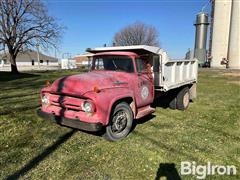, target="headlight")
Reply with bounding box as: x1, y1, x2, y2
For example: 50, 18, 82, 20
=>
41, 95, 49, 106
82, 101, 95, 113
